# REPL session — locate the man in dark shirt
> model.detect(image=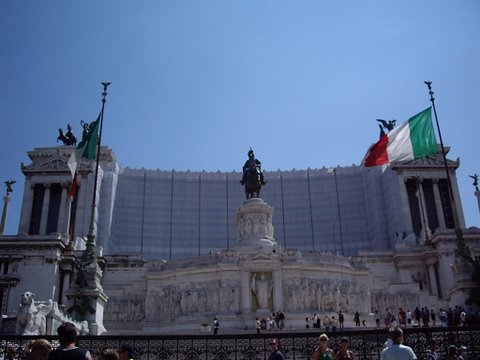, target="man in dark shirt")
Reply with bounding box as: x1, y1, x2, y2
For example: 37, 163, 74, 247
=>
268, 339, 284, 360
48, 323, 92, 360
